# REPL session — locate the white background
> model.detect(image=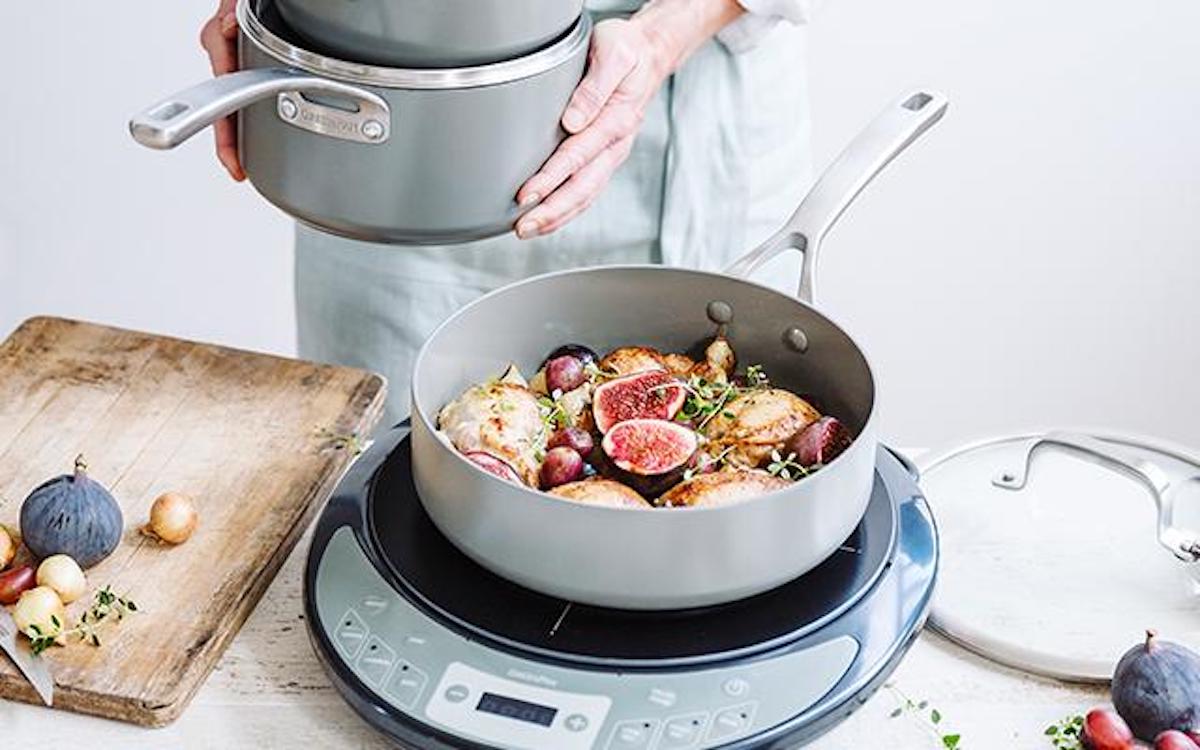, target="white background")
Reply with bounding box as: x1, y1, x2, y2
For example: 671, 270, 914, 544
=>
1, 1, 1197, 449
